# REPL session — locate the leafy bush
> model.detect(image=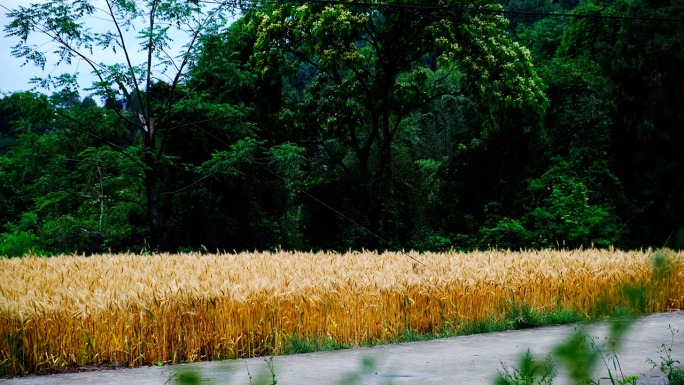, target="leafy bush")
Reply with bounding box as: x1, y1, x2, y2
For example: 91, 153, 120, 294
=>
481, 155, 627, 250
0, 230, 50, 257
525, 164, 625, 249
